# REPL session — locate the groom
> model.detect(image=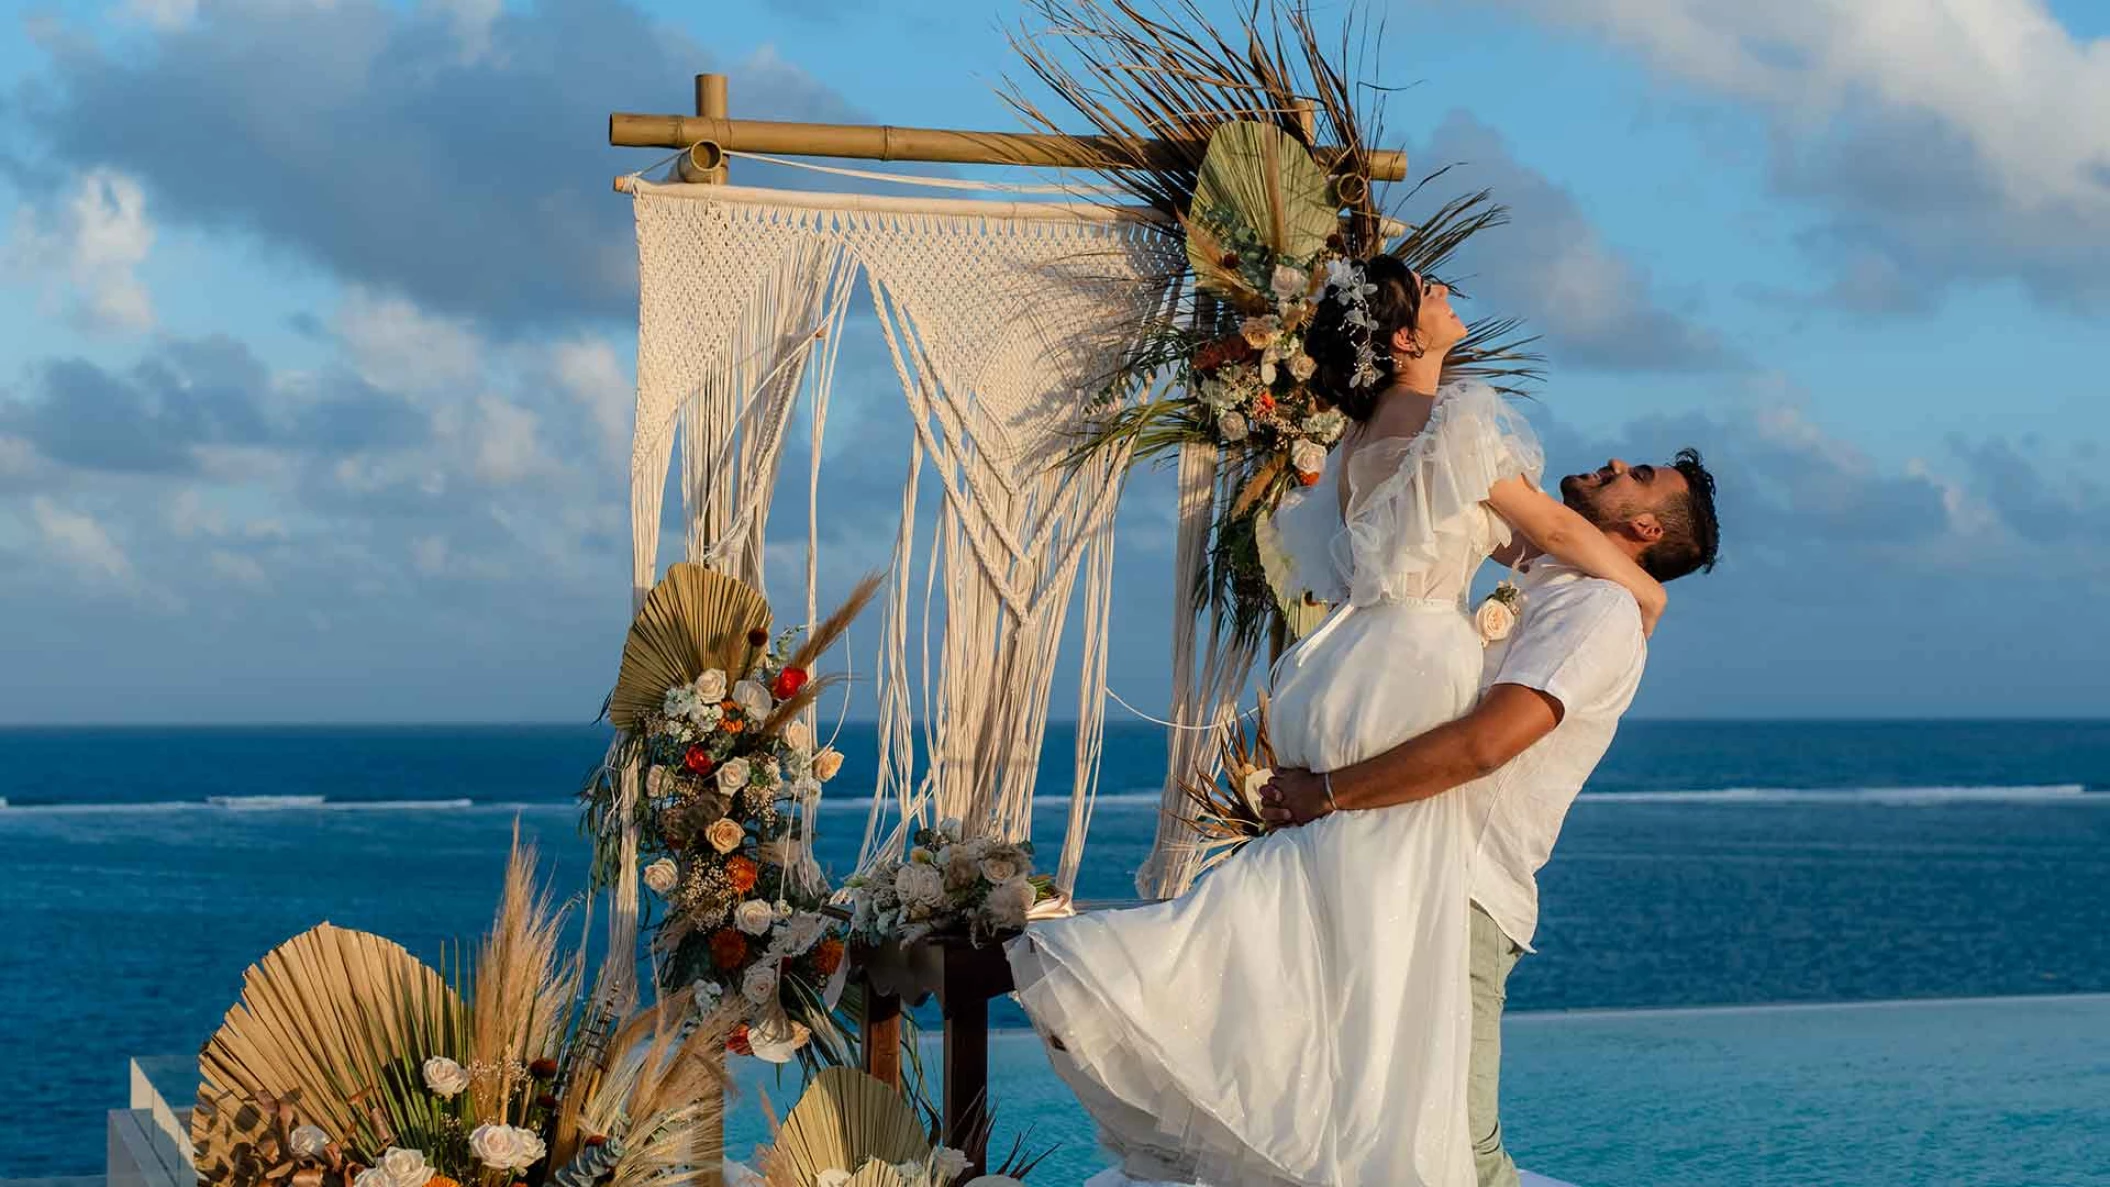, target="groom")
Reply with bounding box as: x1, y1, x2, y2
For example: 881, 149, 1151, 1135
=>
1261, 449, 1722, 1187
